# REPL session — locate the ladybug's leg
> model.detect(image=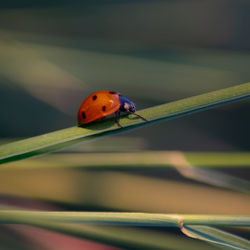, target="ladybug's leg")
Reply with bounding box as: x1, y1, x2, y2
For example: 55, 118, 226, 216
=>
115, 111, 123, 128
131, 112, 148, 122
